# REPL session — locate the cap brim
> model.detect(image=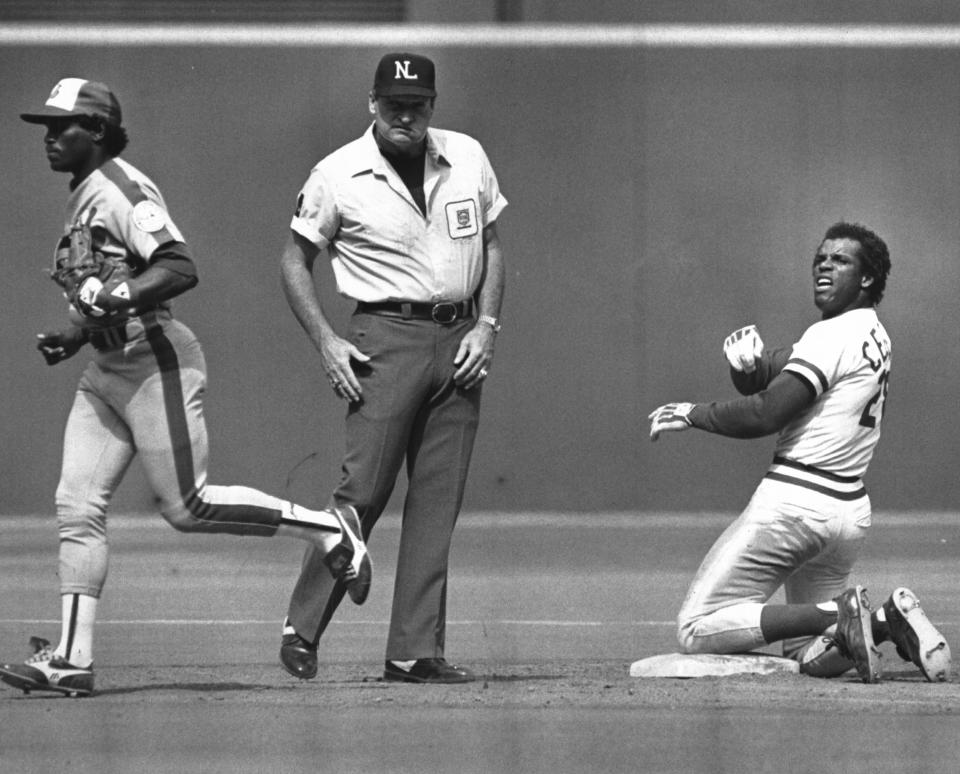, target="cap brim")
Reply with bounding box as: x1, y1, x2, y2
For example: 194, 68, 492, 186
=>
20, 106, 85, 123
